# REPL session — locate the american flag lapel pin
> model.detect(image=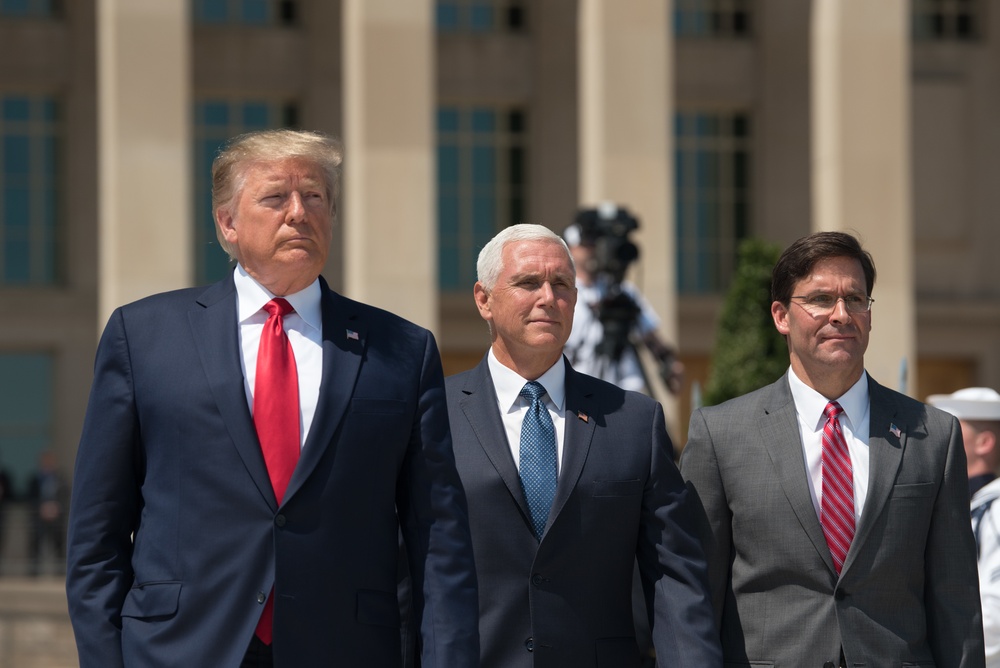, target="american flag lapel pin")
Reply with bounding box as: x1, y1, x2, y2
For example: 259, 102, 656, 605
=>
346, 329, 359, 341
577, 411, 589, 423
889, 423, 901, 439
